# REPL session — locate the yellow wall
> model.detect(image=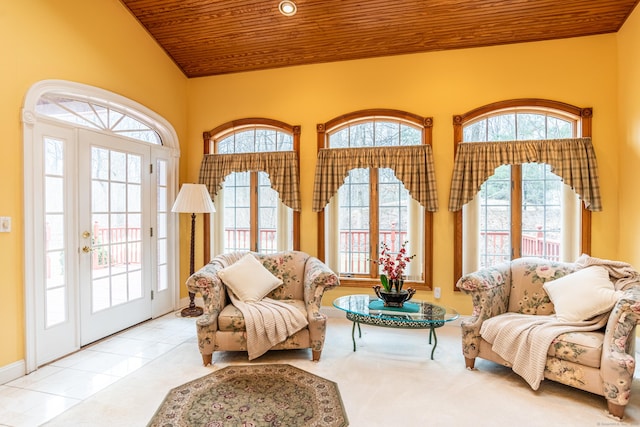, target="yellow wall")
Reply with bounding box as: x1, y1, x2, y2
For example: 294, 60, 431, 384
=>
187, 34, 621, 313
1, 0, 637, 372
0, 1, 188, 367
618, 6, 640, 267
